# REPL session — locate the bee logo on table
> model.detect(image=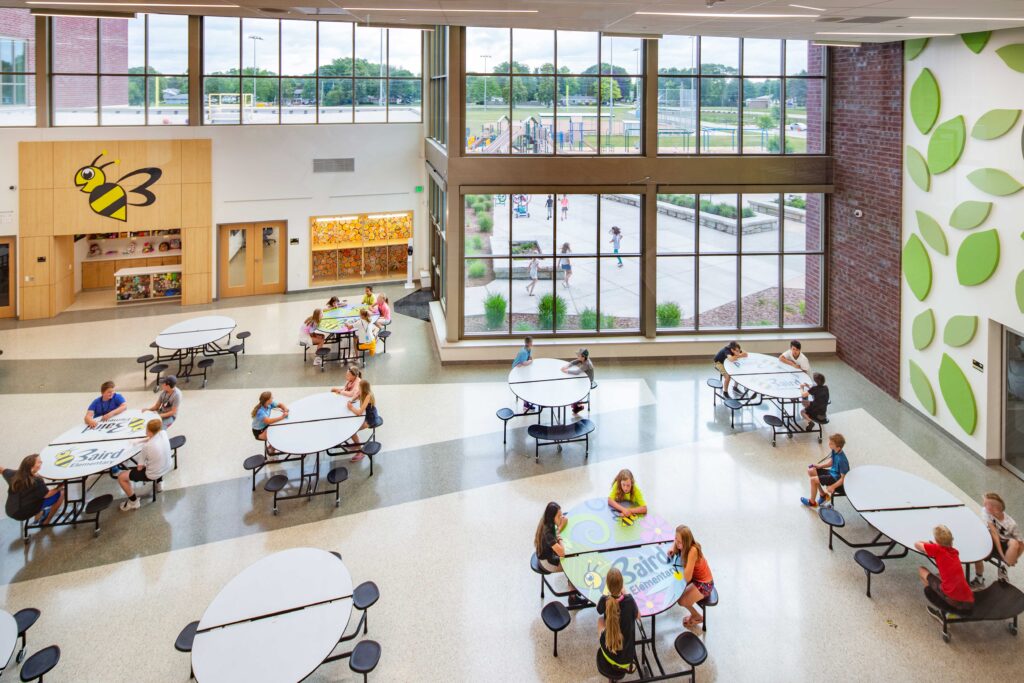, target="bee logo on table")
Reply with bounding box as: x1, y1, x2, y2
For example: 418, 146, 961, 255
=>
74, 151, 162, 222
128, 417, 146, 432
54, 449, 74, 468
